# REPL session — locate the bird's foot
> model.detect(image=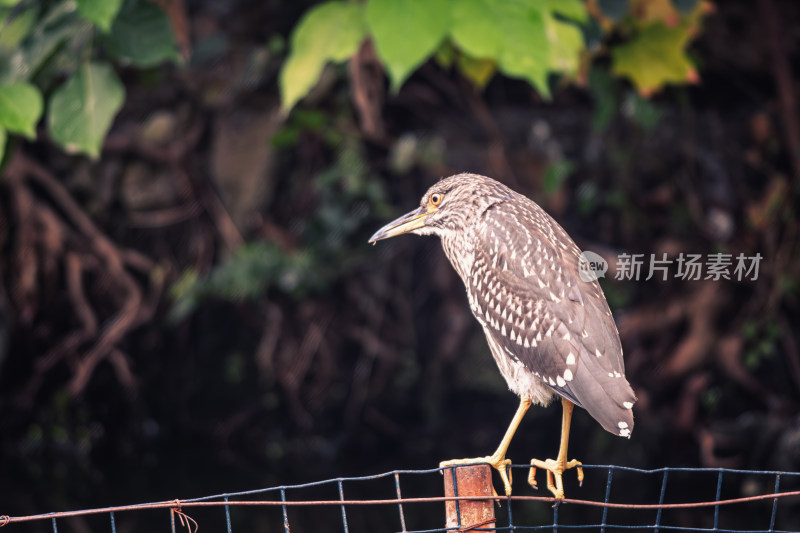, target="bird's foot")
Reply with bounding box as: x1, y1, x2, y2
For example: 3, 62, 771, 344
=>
440, 455, 513, 496
528, 457, 583, 500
